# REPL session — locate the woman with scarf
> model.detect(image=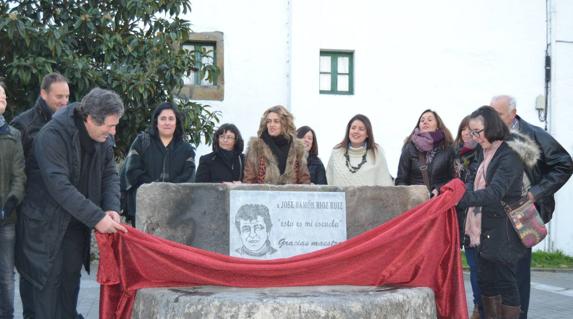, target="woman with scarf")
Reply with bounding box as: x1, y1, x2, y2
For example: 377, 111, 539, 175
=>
326, 114, 393, 187
454, 115, 482, 319
395, 109, 455, 196
122, 102, 196, 225
243, 105, 310, 184
196, 123, 245, 183
458, 106, 539, 319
